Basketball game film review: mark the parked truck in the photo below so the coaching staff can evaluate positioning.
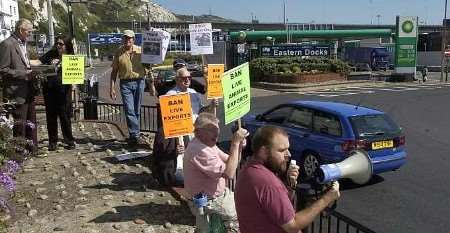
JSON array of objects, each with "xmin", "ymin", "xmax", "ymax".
[{"xmin": 343, "ymin": 47, "xmax": 391, "ymax": 71}]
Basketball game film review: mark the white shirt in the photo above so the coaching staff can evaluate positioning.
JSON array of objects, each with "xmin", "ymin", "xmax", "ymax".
[{"xmin": 166, "ymin": 86, "xmax": 204, "ymax": 122}]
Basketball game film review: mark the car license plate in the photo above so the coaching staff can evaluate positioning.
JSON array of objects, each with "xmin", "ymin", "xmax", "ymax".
[{"xmin": 372, "ymin": 140, "xmax": 394, "ymax": 150}]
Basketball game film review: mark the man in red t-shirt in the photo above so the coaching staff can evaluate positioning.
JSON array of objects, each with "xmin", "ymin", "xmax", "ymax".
[{"xmin": 235, "ymin": 125, "xmax": 340, "ymax": 233}]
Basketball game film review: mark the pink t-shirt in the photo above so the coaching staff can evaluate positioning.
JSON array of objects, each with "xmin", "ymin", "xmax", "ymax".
[
  {"xmin": 235, "ymin": 160, "xmax": 298, "ymax": 233},
  {"xmin": 183, "ymin": 138, "xmax": 229, "ymax": 198}
]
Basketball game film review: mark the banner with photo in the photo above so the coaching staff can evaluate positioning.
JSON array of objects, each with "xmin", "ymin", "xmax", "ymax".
[
  {"xmin": 189, "ymin": 23, "xmax": 213, "ymax": 55},
  {"xmin": 141, "ymin": 28, "xmax": 171, "ymax": 64}
]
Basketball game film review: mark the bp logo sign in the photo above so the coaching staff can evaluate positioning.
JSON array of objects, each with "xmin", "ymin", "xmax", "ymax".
[{"xmin": 402, "ymin": 20, "xmax": 414, "ymax": 33}]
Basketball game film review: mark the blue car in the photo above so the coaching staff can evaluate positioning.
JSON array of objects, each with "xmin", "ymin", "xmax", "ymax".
[{"xmin": 241, "ymin": 100, "xmax": 406, "ymax": 182}]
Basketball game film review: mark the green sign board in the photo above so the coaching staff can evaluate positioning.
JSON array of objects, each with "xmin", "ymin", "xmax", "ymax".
[
  {"xmin": 394, "ymin": 16, "xmax": 418, "ymax": 74},
  {"xmin": 222, "ymin": 62, "xmax": 251, "ymax": 125}
]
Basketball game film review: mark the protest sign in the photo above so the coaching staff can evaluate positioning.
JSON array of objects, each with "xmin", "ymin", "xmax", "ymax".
[
  {"xmin": 62, "ymin": 55, "xmax": 85, "ymax": 84},
  {"xmin": 141, "ymin": 28, "xmax": 170, "ymax": 64},
  {"xmin": 189, "ymin": 23, "xmax": 213, "ymax": 55},
  {"xmin": 159, "ymin": 93, "xmax": 194, "ymax": 138},
  {"xmin": 206, "ymin": 64, "xmax": 225, "ymax": 99},
  {"xmin": 222, "ymin": 62, "xmax": 251, "ymax": 125}
]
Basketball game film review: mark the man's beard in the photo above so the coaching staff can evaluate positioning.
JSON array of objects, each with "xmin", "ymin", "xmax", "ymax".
[{"xmin": 264, "ymin": 155, "xmax": 288, "ymax": 178}]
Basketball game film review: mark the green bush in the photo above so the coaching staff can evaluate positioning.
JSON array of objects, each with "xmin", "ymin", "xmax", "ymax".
[{"xmin": 250, "ymin": 57, "xmax": 350, "ymax": 81}]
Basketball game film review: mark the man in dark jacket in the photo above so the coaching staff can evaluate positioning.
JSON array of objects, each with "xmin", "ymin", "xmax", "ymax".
[{"xmin": 0, "ymin": 19, "xmax": 38, "ymax": 150}]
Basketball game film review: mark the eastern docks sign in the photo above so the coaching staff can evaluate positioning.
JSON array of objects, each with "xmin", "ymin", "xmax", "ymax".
[{"xmin": 261, "ymin": 45, "xmax": 330, "ymax": 57}]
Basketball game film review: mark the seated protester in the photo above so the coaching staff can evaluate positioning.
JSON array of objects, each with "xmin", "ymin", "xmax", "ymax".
[
  {"xmin": 151, "ymin": 126, "xmax": 184, "ymax": 186},
  {"xmin": 151, "ymin": 68, "xmax": 217, "ymax": 186},
  {"xmin": 183, "ymin": 112, "xmax": 248, "ymax": 233},
  {"xmin": 166, "ymin": 67, "xmax": 217, "ymax": 122},
  {"xmin": 172, "ymin": 58, "xmax": 206, "ymax": 94}
]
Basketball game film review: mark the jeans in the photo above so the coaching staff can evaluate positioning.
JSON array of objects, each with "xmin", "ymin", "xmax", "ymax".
[{"xmin": 120, "ymin": 78, "xmax": 144, "ymax": 138}]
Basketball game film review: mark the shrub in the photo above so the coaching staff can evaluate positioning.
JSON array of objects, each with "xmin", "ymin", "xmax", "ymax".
[{"xmin": 249, "ymin": 57, "xmax": 351, "ymax": 81}]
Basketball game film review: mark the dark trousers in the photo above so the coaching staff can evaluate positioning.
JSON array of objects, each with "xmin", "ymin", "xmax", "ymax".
[
  {"xmin": 43, "ymin": 85, "xmax": 74, "ymax": 145},
  {"xmin": 12, "ymin": 101, "xmax": 38, "ymax": 150}
]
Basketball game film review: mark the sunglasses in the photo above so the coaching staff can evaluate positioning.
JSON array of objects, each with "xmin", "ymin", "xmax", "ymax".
[
  {"xmin": 178, "ymin": 76, "xmax": 191, "ymax": 80},
  {"xmin": 56, "ymin": 42, "xmax": 65, "ymax": 46}
]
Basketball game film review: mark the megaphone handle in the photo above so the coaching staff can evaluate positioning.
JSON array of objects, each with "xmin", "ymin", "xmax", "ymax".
[{"xmin": 330, "ymin": 200, "xmax": 337, "ymax": 210}]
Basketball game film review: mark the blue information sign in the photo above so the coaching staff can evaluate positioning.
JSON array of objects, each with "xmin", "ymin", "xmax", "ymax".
[
  {"xmin": 88, "ymin": 33, "xmax": 142, "ymax": 45},
  {"xmin": 261, "ymin": 45, "xmax": 330, "ymax": 57}
]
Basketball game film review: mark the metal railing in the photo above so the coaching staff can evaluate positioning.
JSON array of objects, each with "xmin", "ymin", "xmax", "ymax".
[
  {"xmin": 95, "ymin": 102, "xmax": 159, "ymax": 133},
  {"xmin": 305, "ymin": 210, "xmax": 376, "ymax": 233}
]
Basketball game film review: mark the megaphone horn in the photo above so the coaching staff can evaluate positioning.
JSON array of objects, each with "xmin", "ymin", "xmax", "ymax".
[{"xmin": 316, "ymin": 150, "xmax": 373, "ymax": 185}]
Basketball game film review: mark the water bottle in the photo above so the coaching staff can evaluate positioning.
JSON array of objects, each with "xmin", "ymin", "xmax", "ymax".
[{"xmin": 193, "ymin": 192, "xmax": 208, "ymax": 215}]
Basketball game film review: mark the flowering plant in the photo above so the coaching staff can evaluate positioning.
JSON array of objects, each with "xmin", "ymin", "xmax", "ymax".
[{"xmin": 0, "ymin": 105, "xmax": 34, "ymax": 219}]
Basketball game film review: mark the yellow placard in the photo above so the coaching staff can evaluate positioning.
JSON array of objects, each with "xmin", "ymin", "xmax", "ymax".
[
  {"xmin": 206, "ymin": 64, "xmax": 225, "ymax": 99},
  {"xmin": 62, "ymin": 55, "xmax": 85, "ymax": 84},
  {"xmin": 159, "ymin": 93, "xmax": 194, "ymax": 138}
]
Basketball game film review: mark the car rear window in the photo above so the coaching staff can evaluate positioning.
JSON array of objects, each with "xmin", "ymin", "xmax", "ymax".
[{"xmin": 350, "ymin": 114, "xmax": 401, "ymax": 138}]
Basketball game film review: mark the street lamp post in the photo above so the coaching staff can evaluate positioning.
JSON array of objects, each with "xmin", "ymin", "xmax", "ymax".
[
  {"xmin": 66, "ymin": 0, "xmax": 88, "ymax": 39},
  {"xmin": 441, "ymin": 0, "xmax": 448, "ymax": 82},
  {"xmin": 146, "ymin": 1, "xmax": 150, "ymax": 29},
  {"xmin": 47, "ymin": 0, "xmax": 54, "ymax": 46}
]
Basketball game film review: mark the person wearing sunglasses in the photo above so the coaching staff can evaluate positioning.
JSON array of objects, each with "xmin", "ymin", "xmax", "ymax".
[
  {"xmin": 38, "ymin": 35, "xmax": 76, "ymax": 151},
  {"xmin": 157, "ymin": 68, "xmax": 218, "ymax": 184},
  {"xmin": 166, "ymin": 67, "xmax": 217, "ymax": 122}
]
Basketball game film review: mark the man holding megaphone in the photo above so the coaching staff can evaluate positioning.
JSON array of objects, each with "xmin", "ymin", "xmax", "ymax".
[{"xmin": 235, "ymin": 126, "xmax": 340, "ymax": 233}]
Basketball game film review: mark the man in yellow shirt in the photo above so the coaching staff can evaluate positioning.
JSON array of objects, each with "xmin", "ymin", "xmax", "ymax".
[{"xmin": 110, "ymin": 30, "xmax": 149, "ymax": 147}]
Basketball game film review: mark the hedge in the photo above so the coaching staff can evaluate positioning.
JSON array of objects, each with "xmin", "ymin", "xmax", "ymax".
[{"xmin": 250, "ymin": 57, "xmax": 351, "ymax": 81}]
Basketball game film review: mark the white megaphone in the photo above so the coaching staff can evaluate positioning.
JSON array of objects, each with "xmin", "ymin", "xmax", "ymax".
[{"xmin": 316, "ymin": 150, "xmax": 373, "ymax": 185}]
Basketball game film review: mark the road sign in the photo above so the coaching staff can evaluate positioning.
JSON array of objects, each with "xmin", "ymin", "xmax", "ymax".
[
  {"xmin": 260, "ymin": 45, "xmax": 330, "ymax": 57},
  {"xmin": 88, "ymin": 33, "xmax": 142, "ymax": 45}
]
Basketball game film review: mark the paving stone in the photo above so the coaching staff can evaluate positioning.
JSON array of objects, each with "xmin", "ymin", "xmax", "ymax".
[
  {"xmin": 55, "ymin": 184, "xmax": 66, "ymax": 190},
  {"xmin": 53, "ymin": 227, "xmax": 66, "ymax": 231},
  {"xmin": 134, "ymin": 218, "xmax": 146, "ymax": 225},
  {"xmin": 79, "ymin": 190, "xmax": 89, "ymax": 195},
  {"xmin": 30, "ymin": 181, "xmax": 45, "ymax": 186},
  {"xmin": 164, "ymin": 222, "xmax": 173, "ymax": 229},
  {"xmin": 102, "ymin": 195, "xmax": 113, "ymax": 200},
  {"xmin": 36, "ymin": 187, "xmax": 47, "ymax": 193},
  {"xmin": 27, "ymin": 209, "xmax": 38, "ymax": 217}
]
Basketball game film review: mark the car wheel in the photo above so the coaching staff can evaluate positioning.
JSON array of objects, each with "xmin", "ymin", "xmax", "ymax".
[{"xmin": 301, "ymin": 153, "xmax": 320, "ymax": 178}]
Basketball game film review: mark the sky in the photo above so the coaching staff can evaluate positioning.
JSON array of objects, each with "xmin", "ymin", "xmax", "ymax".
[{"xmin": 153, "ymin": 0, "xmax": 444, "ymax": 25}]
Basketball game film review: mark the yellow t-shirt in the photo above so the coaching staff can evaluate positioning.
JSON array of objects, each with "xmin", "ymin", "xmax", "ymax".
[{"xmin": 112, "ymin": 45, "xmax": 148, "ymax": 79}]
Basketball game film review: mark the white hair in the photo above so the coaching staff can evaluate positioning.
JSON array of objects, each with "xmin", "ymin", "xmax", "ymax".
[{"xmin": 15, "ymin": 19, "xmax": 32, "ymax": 34}]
